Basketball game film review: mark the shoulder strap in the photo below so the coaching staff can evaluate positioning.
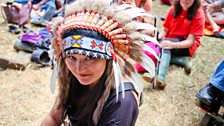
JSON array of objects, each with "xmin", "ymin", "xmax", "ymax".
[
  {"xmin": 109, "ymin": 82, "xmax": 134, "ymax": 98},
  {"xmin": 108, "ymin": 82, "xmax": 143, "ymax": 106}
]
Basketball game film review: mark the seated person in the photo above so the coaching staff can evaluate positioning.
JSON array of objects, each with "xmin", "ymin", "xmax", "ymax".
[
  {"xmin": 135, "ymin": 0, "xmax": 153, "ymax": 23},
  {"xmin": 13, "ymin": 0, "xmax": 56, "ymax": 26},
  {"xmin": 156, "ymin": 0, "xmax": 205, "ymax": 89},
  {"xmin": 202, "ymin": 0, "xmax": 224, "ymax": 33},
  {"xmin": 160, "ymin": 0, "xmax": 172, "ymax": 5},
  {"xmin": 54, "ymin": 0, "xmax": 64, "ymax": 15},
  {"xmin": 196, "ymin": 60, "xmax": 224, "ymax": 105},
  {"xmin": 118, "ymin": 0, "xmax": 153, "ymax": 23}
]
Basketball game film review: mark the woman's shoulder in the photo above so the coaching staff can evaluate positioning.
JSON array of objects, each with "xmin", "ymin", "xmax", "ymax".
[
  {"xmin": 99, "ymin": 90, "xmax": 139, "ymax": 126},
  {"xmin": 165, "ymin": 6, "xmax": 175, "ymax": 16},
  {"xmin": 103, "ymin": 89, "xmax": 139, "ymax": 113},
  {"xmin": 168, "ymin": 6, "xmax": 175, "ymax": 12},
  {"xmin": 105, "ymin": 82, "xmax": 140, "ymax": 106},
  {"xmin": 195, "ymin": 7, "xmax": 205, "ymax": 18}
]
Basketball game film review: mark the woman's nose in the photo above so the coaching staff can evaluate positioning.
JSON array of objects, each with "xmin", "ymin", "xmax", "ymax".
[{"xmin": 75, "ymin": 59, "xmax": 84, "ymax": 72}]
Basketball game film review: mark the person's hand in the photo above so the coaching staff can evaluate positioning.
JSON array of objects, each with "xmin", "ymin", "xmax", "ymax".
[
  {"xmin": 32, "ymin": 4, "xmax": 40, "ymax": 11},
  {"xmin": 201, "ymin": 0, "xmax": 209, "ymax": 12},
  {"xmin": 160, "ymin": 40, "xmax": 176, "ymax": 49}
]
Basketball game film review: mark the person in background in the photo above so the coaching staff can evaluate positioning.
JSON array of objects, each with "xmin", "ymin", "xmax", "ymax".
[
  {"xmin": 160, "ymin": 0, "xmax": 172, "ymax": 5},
  {"xmin": 13, "ymin": 0, "xmax": 56, "ymax": 16},
  {"xmin": 135, "ymin": 0, "xmax": 153, "ymax": 23},
  {"xmin": 201, "ymin": 0, "xmax": 224, "ymax": 33},
  {"xmin": 13, "ymin": 0, "xmax": 56, "ymax": 26},
  {"xmin": 54, "ymin": 0, "xmax": 64, "ymax": 15},
  {"xmin": 196, "ymin": 60, "xmax": 224, "ymax": 105},
  {"xmin": 40, "ymin": 0, "xmax": 157, "ymax": 125},
  {"xmin": 118, "ymin": 0, "xmax": 153, "ymax": 23},
  {"xmin": 156, "ymin": 0, "xmax": 205, "ymax": 89}
]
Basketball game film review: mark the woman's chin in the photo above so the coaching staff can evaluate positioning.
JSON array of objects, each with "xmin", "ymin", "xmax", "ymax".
[
  {"xmin": 79, "ymin": 81, "xmax": 91, "ymax": 85},
  {"xmin": 78, "ymin": 79, "xmax": 93, "ymax": 86}
]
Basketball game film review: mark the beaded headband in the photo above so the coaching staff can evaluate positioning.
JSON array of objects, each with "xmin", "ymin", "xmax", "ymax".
[{"xmin": 63, "ymin": 35, "xmax": 114, "ymax": 59}]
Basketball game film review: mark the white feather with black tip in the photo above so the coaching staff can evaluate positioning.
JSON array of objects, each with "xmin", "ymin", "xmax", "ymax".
[
  {"xmin": 142, "ymin": 44, "xmax": 160, "ymax": 60},
  {"xmin": 140, "ymin": 54, "xmax": 156, "ymax": 77},
  {"xmin": 50, "ymin": 62, "xmax": 59, "ymax": 94},
  {"xmin": 113, "ymin": 61, "xmax": 124, "ymax": 100}
]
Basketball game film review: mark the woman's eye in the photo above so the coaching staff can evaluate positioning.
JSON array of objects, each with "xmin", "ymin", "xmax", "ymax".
[{"xmin": 67, "ymin": 56, "xmax": 76, "ymax": 60}]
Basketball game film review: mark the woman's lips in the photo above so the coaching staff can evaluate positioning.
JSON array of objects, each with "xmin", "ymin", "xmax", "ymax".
[
  {"xmin": 79, "ymin": 74, "xmax": 91, "ymax": 77},
  {"xmin": 182, "ymin": 1, "xmax": 188, "ymax": 4}
]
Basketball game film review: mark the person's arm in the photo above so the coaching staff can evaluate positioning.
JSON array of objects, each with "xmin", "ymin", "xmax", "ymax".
[
  {"xmin": 141, "ymin": 0, "xmax": 152, "ymax": 24},
  {"xmin": 32, "ymin": 0, "xmax": 48, "ymax": 10},
  {"xmin": 159, "ymin": 7, "xmax": 173, "ymax": 40},
  {"xmin": 210, "ymin": 60, "xmax": 224, "ymax": 88},
  {"xmin": 55, "ymin": 0, "xmax": 63, "ymax": 10},
  {"xmin": 159, "ymin": 27, "xmax": 169, "ymax": 40},
  {"xmin": 40, "ymin": 97, "xmax": 64, "ymax": 126},
  {"xmin": 160, "ymin": 34, "xmax": 196, "ymax": 49},
  {"xmin": 144, "ymin": 0, "xmax": 152, "ymax": 14}
]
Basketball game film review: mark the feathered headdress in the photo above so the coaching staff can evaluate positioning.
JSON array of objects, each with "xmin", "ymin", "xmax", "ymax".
[{"xmin": 49, "ymin": 0, "xmax": 159, "ymax": 98}]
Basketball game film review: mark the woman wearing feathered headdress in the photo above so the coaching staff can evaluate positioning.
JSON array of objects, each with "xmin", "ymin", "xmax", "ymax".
[{"xmin": 40, "ymin": 0, "xmax": 158, "ymax": 125}]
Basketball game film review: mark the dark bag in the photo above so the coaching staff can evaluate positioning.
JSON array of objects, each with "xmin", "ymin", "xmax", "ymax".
[{"xmin": 0, "ymin": 2, "xmax": 31, "ymax": 25}]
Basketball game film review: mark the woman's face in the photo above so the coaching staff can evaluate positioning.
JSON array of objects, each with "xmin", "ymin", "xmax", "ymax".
[
  {"xmin": 180, "ymin": 0, "xmax": 195, "ymax": 11},
  {"xmin": 65, "ymin": 54, "xmax": 107, "ymax": 86}
]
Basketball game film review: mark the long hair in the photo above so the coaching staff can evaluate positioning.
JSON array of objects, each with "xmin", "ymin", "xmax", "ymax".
[
  {"xmin": 55, "ymin": 29, "xmax": 115, "ymax": 125},
  {"xmin": 173, "ymin": 0, "xmax": 201, "ymax": 20}
]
